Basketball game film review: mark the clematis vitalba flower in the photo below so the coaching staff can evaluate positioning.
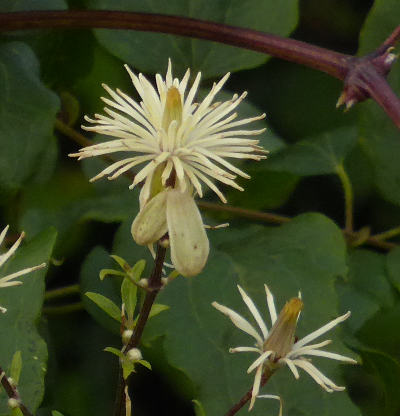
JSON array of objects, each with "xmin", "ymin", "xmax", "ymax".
[
  {"xmin": 70, "ymin": 60, "xmax": 267, "ymax": 276},
  {"xmin": 0, "ymin": 226, "xmax": 46, "ymax": 313},
  {"xmin": 213, "ymin": 285, "xmax": 357, "ymax": 411}
]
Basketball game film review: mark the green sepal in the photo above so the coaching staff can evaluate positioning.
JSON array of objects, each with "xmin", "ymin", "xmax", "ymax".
[{"xmin": 85, "ymin": 292, "xmax": 121, "ymax": 323}]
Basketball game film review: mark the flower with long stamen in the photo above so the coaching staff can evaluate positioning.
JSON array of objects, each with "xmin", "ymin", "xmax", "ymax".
[
  {"xmin": 0, "ymin": 226, "xmax": 46, "ymax": 313},
  {"xmin": 212, "ymin": 285, "xmax": 357, "ymax": 411},
  {"xmin": 70, "ymin": 60, "xmax": 267, "ymax": 277}
]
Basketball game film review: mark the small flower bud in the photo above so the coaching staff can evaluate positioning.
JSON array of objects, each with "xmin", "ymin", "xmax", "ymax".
[
  {"xmin": 138, "ymin": 278, "xmax": 149, "ymax": 289},
  {"xmin": 122, "ymin": 329, "xmax": 133, "ymax": 345},
  {"xmin": 7, "ymin": 377, "xmax": 16, "ymax": 388},
  {"xmin": 8, "ymin": 398, "xmax": 20, "ymax": 409},
  {"xmin": 126, "ymin": 348, "xmax": 142, "ymax": 362}
]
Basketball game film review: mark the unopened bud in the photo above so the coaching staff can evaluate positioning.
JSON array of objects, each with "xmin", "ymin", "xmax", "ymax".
[
  {"xmin": 126, "ymin": 348, "xmax": 142, "ymax": 362},
  {"xmin": 122, "ymin": 329, "xmax": 133, "ymax": 345},
  {"xmin": 7, "ymin": 377, "xmax": 16, "ymax": 388},
  {"xmin": 8, "ymin": 398, "xmax": 20, "ymax": 409},
  {"xmin": 138, "ymin": 278, "xmax": 149, "ymax": 288}
]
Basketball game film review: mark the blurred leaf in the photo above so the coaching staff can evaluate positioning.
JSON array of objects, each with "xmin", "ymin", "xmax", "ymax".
[
  {"xmin": 358, "ymin": 0, "xmax": 400, "ymax": 54},
  {"xmin": 0, "ymin": 228, "xmax": 57, "ymax": 415},
  {"xmin": 337, "ymin": 249, "xmax": 397, "ymax": 333},
  {"xmin": 51, "ymin": 411, "xmax": 65, "ymax": 416},
  {"xmin": 9, "ymin": 351, "xmax": 22, "ymax": 385},
  {"xmin": 357, "ymin": 0, "xmax": 400, "ymax": 207},
  {"xmin": 267, "ymin": 126, "xmax": 358, "ymax": 176},
  {"xmin": 193, "ymin": 399, "xmax": 206, "ymax": 416},
  {"xmin": 357, "ymin": 304, "xmax": 400, "ymax": 361},
  {"xmin": 139, "ymin": 214, "xmax": 359, "ymax": 416},
  {"xmin": 89, "ymin": 0, "xmax": 299, "ymax": 78},
  {"xmin": 80, "ymin": 247, "xmax": 121, "ymax": 334},
  {"xmin": 348, "ymin": 349, "xmax": 400, "ymax": 416},
  {"xmin": 386, "ymin": 246, "xmax": 400, "ymax": 293},
  {"xmin": 0, "ymin": 42, "xmax": 60, "ymax": 198},
  {"xmin": 85, "ymin": 292, "xmax": 122, "ymax": 323}
]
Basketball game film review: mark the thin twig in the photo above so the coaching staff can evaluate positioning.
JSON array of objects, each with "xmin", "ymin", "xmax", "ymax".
[
  {"xmin": 44, "ymin": 283, "xmax": 80, "ymax": 301},
  {"xmin": 0, "ymin": 366, "xmax": 33, "ymax": 416},
  {"xmin": 224, "ymin": 368, "xmax": 273, "ymax": 416},
  {"xmin": 336, "ymin": 164, "xmax": 354, "ymax": 233},
  {"xmin": 113, "ymin": 244, "xmax": 167, "ymax": 416},
  {"xmin": 0, "ymin": 10, "xmax": 348, "ymax": 79}
]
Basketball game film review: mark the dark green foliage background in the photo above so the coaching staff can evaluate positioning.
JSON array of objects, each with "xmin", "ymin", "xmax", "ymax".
[{"xmin": 0, "ymin": 0, "xmax": 400, "ymax": 415}]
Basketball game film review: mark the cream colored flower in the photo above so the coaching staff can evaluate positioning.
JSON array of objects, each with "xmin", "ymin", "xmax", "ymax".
[
  {"xmin": 0, "ymin": 226, "xmax": 46, "ymax": 313},
  {"xmin": 70, "ymin": 60, "xmax": 266, "ymax": 276},
  {"xmin": 212, "ymin": 285, "xmax": 357, "ymax": 411}
]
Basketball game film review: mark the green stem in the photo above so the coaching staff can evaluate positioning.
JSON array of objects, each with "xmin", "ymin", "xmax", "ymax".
[
  {"xmin": 336, "ymin": 164, "xmax": 354, "ymax": 233},
  {"xmin": 44, "ymin": 283, "xmax": 80, "ymax": 301},
  {"xmin": 373, "ymin": 226, "xmax": 400, "ymax": 241},
  {"xmin": 43, "ymin": 302, "xmax": 84, "ymax": 315}
]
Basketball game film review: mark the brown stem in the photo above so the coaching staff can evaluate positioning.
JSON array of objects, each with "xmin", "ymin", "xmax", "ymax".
[
  {"xmin": 1, "ymin": 11, "xmax": 400, "ymax": 127},
  {"xmin": 113, "ymin": 244, "xmax": 167, "ymax": 416},
  {"xmin": 224, "ymin": 368, "xmax": 273, "ymax": 416},
  {"xmin": 0, "ymin": 10, "xmax": 348, "ymax": 79},
  {"xmin": 0, "ymin": 366, "xmax": 33, "ymax": 416}
]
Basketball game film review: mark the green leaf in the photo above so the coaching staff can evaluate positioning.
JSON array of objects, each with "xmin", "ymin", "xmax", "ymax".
[
  {"xmin": 85, "ymin": 292, "xmax": 122, "ymax": 323},
  {"xmin": 80, "ymin": 247, "xmax": 122, "ymax": 334},
  {"xmin": 193, "ymin": 400, "xmax": 206, "ymax": 416},
  {"xmin": 90, "ymin": 0, "xmax": 299, "ymax": 78},
  {"xmin": 141, "ymin": 214, "xmax": 359, "ymax": 416},
  {"xmin": 121, "ymin": 278, "xmax": 137, "ymax": 323},
  {"xmin": 9, "ymin": 351, "xmax": 22, "ymax": 385},
  {"xmin": 0, "ymin": 42, "xmax": 60, "ymax": 198},
  {"xmin": 104, "ymin": 346, "xmax": 124, "ymax": 359},
  {"xmin": 347, "ymin": 349, "xmax": 400, "ymax": 416},
  {"xmin": 267, "ymin": 126, "xmax": 358, "ymax": 176},
  {"xmin": 0, "ymin": 228, "xmax": 57, "ymax": 415},
  {"xmin": 51, "ymin": 411, "xmax": 65, "ymax": 416},
  {"xmin": 138, "ymin": 360, "xmax": 152, "ymax": 371},
  {"xmin": 337, "ymin": 250, "xmax": 397, "ymax": 333},
  {"xmin": 356, "ymin": 0, "xmax": 400, "ymax": 206},
  {"xmin": 386, "ymin": 246, "xmax": 400, "ymax": 293},
  {"xmin": 99, "ymin": 269, "xmax": 126, "ymax": 281}
]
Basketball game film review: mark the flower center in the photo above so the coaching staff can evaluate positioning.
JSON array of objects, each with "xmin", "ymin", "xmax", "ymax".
[
  {"xmin": 263, "ymin": 297, "xmax": 303, "ymax": 360},
  {"xmin": 162, "ymin": 87, "xmax": 183, "ymax": 131}
]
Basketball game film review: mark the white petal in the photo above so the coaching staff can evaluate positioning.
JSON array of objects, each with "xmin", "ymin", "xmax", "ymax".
[
  {"xmin": 292, "ymin": 359, "xmax": 345, "ymax": 392},
  {"xmin": 295, "ymin": 349, "xmax": 357, "ymax": 363},
  {"xmin": 281, "ymin": 358, "xmax": 300, "ymax": 379},
  {"xmin": 295, "ymin": 312, "xmax": 351, "ymax": 349},
  {"xmin": 166, "ymin": 189, "xmax": 209, "ymax": 277},
  {"xmin": 249, "ymin": 364, "xmax": 263, "ymax": 410},
  {"xmin": 131, "ymin": 190, "xmax": 168, "ymax": 245},
  {"xmin": 257, "ymin": 394, "xmax": 282, "ymax": 416},
  {"xmin": 237, "ymin": 285, "xmax": 269, "ymax": 339},
  {"xmin": 212, "ymin": 302, "xmax": 263, "ymax": 345},
  {"xmin": 264, "ymin": 284, "xmax": 278, "ymax": 324},
  {"xmin": 247, "ymin": 350, "xmax": 273, "ymax": 373}
]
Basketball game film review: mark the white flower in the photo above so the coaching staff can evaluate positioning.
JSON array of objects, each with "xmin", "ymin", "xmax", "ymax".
[
  {"xmin": 70, "ymin": 60, "xmax": 267, "ymax": 277},
  {"xmin": 212, "ymin": 285, "xmax": 357, "ymax": 411},
  {"xmin": 0, "ymin": 225, "xmax": 46, "ymax": 313}
]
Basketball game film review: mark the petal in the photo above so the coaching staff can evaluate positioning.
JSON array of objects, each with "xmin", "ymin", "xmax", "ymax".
[
  {"xmin": 294, "ymin": 311, "xmax": 351, "ymax": 349},
  {"xmin": 166, "ymin": 189, "xmax": 209, "ymax": 277},
  {"xmin": 237, "ymin": 285, "xmax": 269, "ymax": 339},
  {"xmin": 131, "ymin": 190, "xmax": 168, "ymax": 245}
]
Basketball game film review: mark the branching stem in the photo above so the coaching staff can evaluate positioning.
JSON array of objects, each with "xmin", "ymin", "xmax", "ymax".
[
  {"xmin": 1, "ymin": 11, "xmax": 400, "ymax": 127},
  {"xmin": 113, "ymin": 244, "xmax": 167, "ymax": 416},
  {"xmin": 0, "ymin": 366, "xmax": 33, "ymax": 416}
]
